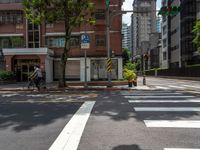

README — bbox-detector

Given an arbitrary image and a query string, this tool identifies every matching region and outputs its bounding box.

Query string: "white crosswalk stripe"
[122,89,200,149]
[155,86,171,90]
[125,95,195,99]
[134,107,200,112]
[129,99,200,103]
[164,148,200,150]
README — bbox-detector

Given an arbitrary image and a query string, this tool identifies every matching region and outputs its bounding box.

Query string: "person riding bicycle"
[29,65,43,90]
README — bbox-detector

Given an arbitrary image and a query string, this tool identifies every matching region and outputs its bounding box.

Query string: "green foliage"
[123,68,137,81]
[124,62,136,72]
[192,20,200,52]
[186,64,200,67]
[22,0,96,26]
[0,71,15,80]
[10,37,23,47]
[122,48,130,65]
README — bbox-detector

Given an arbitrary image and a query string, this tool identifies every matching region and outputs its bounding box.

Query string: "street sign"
[81,33,90,49]
[105,0,110,9]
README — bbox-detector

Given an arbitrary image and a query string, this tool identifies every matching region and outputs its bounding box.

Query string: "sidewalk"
[0,77,150,91]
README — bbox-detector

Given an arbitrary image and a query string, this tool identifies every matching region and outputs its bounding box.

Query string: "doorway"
[14,59,40,82]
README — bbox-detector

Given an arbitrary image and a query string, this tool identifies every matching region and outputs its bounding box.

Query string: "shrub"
[123,68,137,82]
[124,62,136,72]
[0,71,15,80]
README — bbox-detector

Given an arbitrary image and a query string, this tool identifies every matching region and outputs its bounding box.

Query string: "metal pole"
[84,49,87,88]
[106,3,112,87]
[84,21,87,88]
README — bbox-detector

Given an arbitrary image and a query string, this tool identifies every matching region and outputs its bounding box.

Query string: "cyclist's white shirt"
[36,68,42,78]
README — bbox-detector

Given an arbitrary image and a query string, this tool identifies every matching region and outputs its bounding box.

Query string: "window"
[95,9,105,20]
[27,22,40,48]
[0,0,22,3]
[46,37,65,48]
[163,25,166,34]
[0,11,23,24]
[0,37,23,48]
[163,39,167,48]
[171,28,178,35]
[163,52,167,60]
[95,35,106,46]
[46,36,80,48]
[70,36,80,48]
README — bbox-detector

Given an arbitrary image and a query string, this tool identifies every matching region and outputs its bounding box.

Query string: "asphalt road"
[0,78,200,150]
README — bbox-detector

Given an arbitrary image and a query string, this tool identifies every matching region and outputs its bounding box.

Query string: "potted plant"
[123,68,136,87]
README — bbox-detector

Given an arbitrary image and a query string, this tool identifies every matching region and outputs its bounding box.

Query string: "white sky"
[122,0,162,25]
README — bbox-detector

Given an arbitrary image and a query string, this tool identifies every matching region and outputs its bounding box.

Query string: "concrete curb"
[0,86,150,91]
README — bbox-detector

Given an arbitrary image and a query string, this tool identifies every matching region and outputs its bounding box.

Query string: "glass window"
[163,52,167,60]
[95,9,105,20]
[95,35,106,46]
[70,36,80,48]
[163,39,167,48]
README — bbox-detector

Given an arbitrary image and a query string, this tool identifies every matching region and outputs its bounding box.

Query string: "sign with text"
[81,33,90,49]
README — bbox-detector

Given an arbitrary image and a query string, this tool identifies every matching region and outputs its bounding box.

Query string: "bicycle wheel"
[39,79,46,90]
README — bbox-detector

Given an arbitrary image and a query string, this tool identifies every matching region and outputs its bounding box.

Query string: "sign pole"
[81,33,90,88]
[84,49,87,88]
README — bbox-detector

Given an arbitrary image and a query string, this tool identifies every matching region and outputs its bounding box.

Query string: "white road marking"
[122,93,183,96]
[182,85,200,89]
[144,120,200,128]
[134,107,200,112]
[164,148,200,150]
[2,94,19,97]
[26,94,49,97]
[124,95,195,99]
[168,85,185,89]
[155,86,171,90]
[129,99,200,103]
[49,101,95,150]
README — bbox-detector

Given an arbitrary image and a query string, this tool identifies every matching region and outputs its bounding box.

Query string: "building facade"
[122,23,131,51]
[0,0,124,82]
[156,16,161,33]
[131,0,157,58]
[160,0,199,69]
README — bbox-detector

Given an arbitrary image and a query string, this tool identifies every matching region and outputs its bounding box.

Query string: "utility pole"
[106,0,112,87]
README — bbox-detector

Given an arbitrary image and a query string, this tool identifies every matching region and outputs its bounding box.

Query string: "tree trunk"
[58,56,67,87]
[58,0,71,88]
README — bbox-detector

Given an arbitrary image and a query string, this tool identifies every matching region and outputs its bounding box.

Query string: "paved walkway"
[0,77,149,91]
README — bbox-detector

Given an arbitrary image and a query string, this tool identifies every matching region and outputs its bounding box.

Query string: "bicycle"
[37,78,46,90]
[23,79,35,90]
[23,78,46,91]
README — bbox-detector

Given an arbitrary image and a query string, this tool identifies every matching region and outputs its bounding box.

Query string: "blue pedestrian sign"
[81,33,90,49]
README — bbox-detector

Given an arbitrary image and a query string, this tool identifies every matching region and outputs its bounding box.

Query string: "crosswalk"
[122,90,200,150]
[153,84,200,90]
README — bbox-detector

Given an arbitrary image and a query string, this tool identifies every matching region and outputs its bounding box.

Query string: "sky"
[122,0,162,25]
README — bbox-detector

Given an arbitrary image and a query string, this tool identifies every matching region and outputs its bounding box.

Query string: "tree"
[23,0,96,87]
[122,48,130,65]
[192,20,200,53]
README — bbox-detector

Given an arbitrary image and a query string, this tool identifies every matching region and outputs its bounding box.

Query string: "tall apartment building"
[0,0,124,82]
[131,0,157,59]
[161,0,199,69]
[156,16,161,33]
[122,23,131,51]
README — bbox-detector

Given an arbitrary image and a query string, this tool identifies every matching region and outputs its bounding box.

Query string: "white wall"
[45,56,53,83]
[118,57,123,80]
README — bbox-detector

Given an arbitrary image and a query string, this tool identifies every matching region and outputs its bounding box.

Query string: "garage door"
[54,60,80,80]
